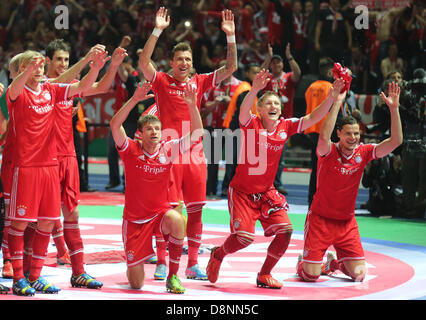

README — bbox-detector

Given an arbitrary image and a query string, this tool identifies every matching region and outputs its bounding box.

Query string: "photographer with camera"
[362,79,403,217]
[398,68,426,218]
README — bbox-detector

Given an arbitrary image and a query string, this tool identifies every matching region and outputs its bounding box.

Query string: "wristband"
[152,28,162,37]
[287,57,294,62]
[227,35,236,44]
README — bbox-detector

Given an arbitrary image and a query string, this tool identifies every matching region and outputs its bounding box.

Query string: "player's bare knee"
[301,263,321,281]
[127,268,145,289]
[351,265,366,282]
[63,205,79,221]
[129,278,144,289]
[37,219,55,232]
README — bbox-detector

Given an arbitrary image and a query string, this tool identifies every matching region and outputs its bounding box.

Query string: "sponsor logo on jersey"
[142,165,167,175]
[258,141,284,152]
[57,99,73,110]
[29,104,54,114]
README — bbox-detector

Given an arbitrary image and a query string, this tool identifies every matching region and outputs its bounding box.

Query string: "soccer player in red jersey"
[6,49,106,296]
[44,39,127,289]
[0,82,7,294]
[206,69,345,288]
[138,7,238,280]
[110,82,204,294]
[0,54,25,283]
[296,82,403,282]
[44,41,106,268]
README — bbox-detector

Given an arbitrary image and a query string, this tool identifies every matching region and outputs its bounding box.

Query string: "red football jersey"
[264,72,296,119]
[151,70,217,138]
[117,137,185,221]
[7,82,70,167]
[200,76,241,128]
[53,79,79,157]
[230,115,303,194]
[2,90,16,164]
[310,143,377,220]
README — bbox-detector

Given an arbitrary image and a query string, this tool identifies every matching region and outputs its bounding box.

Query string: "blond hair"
[18,50,44,70]
[257,91,280,108]
[9,53,23,74]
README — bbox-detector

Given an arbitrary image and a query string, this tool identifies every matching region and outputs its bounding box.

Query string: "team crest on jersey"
[127,250,135,262]
[17,205,27,216]
[278,131,287,140]
[44,92,52,100]
[233,218,242,230]
[354,155,362,163]
[158,155,167,164]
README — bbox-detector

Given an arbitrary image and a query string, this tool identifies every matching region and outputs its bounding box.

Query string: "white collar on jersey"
[336,142,360,160]
[24,84,42,95]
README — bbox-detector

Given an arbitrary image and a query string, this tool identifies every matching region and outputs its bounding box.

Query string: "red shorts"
[122,212,167,267]
[0,161,13,204]
[302,211,365,264]
[228,186,292,237]
[58,156,80,212]
[9,166,61,222]
[168,149,207,207]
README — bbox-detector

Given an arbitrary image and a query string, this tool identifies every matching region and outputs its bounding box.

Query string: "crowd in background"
[0,0,424,92]
[0,0,424,218]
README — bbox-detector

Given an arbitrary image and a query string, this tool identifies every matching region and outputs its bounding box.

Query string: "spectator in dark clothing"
[315,0,352,64]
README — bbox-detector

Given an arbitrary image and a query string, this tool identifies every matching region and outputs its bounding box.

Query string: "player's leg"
[63,205,102,289]
[206,187,256,283]
[122,219,156,289]
[27,166,63,293]
[296,212,330,282]
[339,259,366,282]
[8,220,35,296]
[258,209,294,289]
[52,219,70,265]
[1,164,14,279]
[1,218,13,279]
[161,209,185,293]
[296,259,322,282]
[153,233,167,280]
[8,167,39,296]
[28,218,62,293]
[62,157,102,288]
[127,263,145,289]
[182,159,208,280]
[322,216,367,282]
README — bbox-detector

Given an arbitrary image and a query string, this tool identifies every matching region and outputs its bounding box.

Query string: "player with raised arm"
[45,39,127,289]
[138,7,237,280]
[296,81,403,282]
[6,49,106,296]
[110,82,204,293]
[206,69,345,288]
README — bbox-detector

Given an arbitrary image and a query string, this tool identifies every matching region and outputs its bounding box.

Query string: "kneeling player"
[110,82,204,293]
[296,82,402,282]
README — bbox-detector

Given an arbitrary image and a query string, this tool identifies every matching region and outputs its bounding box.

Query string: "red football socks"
[63,221,85,276]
